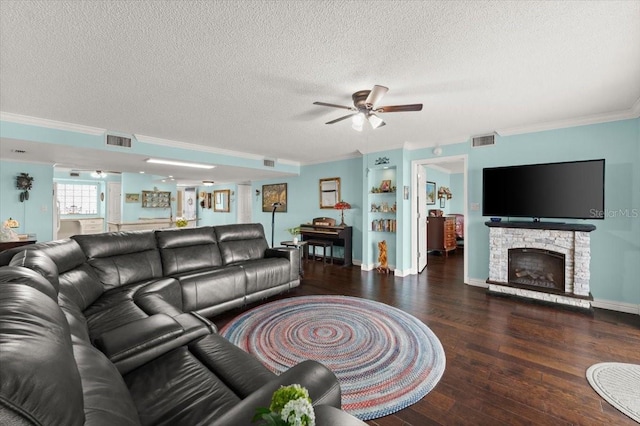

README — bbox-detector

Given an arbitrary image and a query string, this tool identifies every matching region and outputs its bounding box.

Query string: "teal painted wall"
[1,117,638,306]
[252,157,363,259]
[425,166,451,214]
[409,118,640,305]
[197,183,238,226]
[0,160,54,241]
[448,173,464,214]
[121,173,177,222]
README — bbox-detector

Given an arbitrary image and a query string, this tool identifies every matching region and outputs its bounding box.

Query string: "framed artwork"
[125,193,139,203]
[319,177,340,209]
[440,197,446,208]
[262,183,287,212]
[380,180,392,192]
[426,181,436,205]
[213,189,230,212]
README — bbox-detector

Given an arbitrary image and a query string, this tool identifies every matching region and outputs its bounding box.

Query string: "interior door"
[417,166,427,272]
[236,184,252,223]
[107,182,121,226]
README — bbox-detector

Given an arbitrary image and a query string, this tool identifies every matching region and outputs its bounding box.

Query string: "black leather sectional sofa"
[0,224,366,425]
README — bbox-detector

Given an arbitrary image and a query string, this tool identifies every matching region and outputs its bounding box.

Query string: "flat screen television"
[482,159,605,220]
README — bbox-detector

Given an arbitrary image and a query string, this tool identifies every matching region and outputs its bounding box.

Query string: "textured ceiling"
[1,0,639,183]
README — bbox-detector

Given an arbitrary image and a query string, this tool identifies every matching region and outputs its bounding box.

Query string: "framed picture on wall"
[262,183,287,212]
[426,181,436,205]
[125,193,139,203]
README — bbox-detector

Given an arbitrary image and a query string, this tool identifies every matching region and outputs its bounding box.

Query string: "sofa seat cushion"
[174,266,246,312]
[124,345,241,426]
[238,257,292,294]
[85,299,149,341]
[188,333,276,398]
[156,227,223,276]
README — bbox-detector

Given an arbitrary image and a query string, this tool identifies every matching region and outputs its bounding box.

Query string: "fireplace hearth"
[508,248,565,291]
[485,221,595,310]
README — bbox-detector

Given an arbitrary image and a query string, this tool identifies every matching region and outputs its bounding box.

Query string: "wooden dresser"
[427,216,457,256]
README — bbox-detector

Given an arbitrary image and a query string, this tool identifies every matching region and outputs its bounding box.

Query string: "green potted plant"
[286,226,301,244]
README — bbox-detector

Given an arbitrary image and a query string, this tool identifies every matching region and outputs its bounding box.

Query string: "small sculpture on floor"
[377,240,390,274]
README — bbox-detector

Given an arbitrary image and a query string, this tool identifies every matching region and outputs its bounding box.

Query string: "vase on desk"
[293,237,299,245]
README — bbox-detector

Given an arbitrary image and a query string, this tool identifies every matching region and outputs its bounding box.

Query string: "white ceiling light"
[368,113,384,129]
[202,180,214,186]
[352,113,365,132]
[145,158,215,169]
[90,170,107,178]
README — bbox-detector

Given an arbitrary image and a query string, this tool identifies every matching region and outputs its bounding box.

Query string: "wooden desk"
[0,239,37,251]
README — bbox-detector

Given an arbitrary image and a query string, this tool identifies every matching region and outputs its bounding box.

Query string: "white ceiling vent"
[263,159,275,167]
[472,133,497,148]
[106,134,132,148]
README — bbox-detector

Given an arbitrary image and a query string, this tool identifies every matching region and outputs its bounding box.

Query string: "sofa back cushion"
[215,224,269,265]
[73,231,163,290]
[156,227,223,276]
[0,267,85,425]
[13,239,106,311]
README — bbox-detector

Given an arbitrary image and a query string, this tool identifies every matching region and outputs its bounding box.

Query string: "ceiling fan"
[313,85,423,131]
[69,169,121,178]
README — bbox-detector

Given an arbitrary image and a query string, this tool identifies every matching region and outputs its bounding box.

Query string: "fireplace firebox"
[508,248,565,292]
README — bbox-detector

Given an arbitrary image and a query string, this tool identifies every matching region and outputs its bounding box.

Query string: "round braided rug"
[220,295,446,420]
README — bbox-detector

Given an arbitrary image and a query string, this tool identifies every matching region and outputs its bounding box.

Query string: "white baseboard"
[467,278,489,288]
[592,298,640,315]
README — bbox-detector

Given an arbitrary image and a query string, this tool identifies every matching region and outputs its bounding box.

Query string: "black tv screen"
[482,159,605,220]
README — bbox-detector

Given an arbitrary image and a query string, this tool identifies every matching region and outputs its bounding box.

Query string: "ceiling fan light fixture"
[368,113,384,129]
[352,113,365,131]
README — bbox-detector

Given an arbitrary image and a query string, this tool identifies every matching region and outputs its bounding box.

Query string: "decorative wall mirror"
[319,177,340,209]
[213,189,230,212]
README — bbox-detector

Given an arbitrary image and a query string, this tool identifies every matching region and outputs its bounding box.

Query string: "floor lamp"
[271,202,282,247]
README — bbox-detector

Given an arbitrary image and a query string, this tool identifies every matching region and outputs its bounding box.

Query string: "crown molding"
[0,112,106,135]
[497,103,640,137]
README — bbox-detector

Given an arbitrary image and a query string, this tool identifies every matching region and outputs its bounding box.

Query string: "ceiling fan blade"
[376,103,423,113]
[365,85,389,107]
[313,101,355,111]
[326,113,358,124]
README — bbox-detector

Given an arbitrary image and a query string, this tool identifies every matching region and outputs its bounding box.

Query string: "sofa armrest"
[265,247,299,282]
[93,312,213,375]
[211,360,341,426]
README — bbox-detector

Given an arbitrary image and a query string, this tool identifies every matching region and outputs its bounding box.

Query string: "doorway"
[411,155,468,283]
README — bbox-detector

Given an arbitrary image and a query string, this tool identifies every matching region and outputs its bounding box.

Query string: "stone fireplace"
[486,221,595,310]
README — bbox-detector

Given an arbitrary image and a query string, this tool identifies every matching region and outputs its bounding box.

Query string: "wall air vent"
[472,133,497,148]
[106,134,132,148]
[70,172,80,177]
[263,159,275,168]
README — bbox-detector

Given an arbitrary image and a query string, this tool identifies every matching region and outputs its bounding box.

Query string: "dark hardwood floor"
[212,250,640,425]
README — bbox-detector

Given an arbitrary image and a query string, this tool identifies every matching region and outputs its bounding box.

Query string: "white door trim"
[410,154,469,284]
